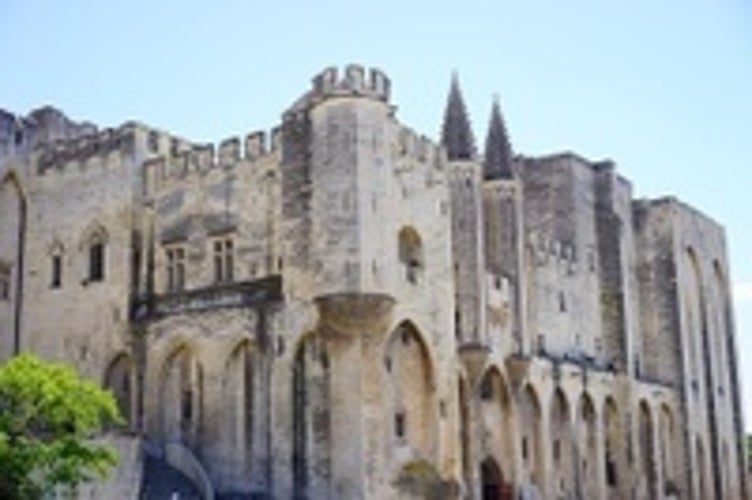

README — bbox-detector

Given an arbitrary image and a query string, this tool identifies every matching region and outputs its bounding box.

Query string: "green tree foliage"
[0,353,122,499]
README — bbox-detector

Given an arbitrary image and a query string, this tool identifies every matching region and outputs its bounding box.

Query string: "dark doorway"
[481,457,503,500]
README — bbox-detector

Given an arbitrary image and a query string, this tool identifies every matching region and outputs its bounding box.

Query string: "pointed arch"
[159,344,203,451]
[684,247,704,384]
[603,396,625,497]
[659,403,677,494]
[222,340,255,482]
[518,383,543,491]
[478,367,515,493]
[0,171,27,357]
[550,387,574,498]
[638,400,657,499]
[480,456,503,500]
[384,320,437,460]
[104,351,134,429]
[577,392,598,499]
[291,332,331,498]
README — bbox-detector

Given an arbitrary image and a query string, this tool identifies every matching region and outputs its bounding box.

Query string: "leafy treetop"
[0,353,122,499]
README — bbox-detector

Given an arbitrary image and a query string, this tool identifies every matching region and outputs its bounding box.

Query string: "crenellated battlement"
[527,231,581,274]
[311,64,391,102]
[34,126,137,174]
[395,126,445,169]
[143,125,283,195]
[285,65,392,115]
[0,106,98,161]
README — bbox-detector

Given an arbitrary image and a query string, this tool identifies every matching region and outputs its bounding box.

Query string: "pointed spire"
[441,72,476,161]
[483,96,514,179]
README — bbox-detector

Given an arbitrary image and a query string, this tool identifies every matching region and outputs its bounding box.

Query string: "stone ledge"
[132,275,283,321]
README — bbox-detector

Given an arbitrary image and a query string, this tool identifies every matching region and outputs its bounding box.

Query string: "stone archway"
[603,396,625,499]
[159,345,203,451]
[659,403,677,496]
[578,392,598,499]
[223,340,255,483]
[478,368,515,496]
[384,321,437,459]
[104,352,134,429]
[0,172,26,359]
[480,456,504,500]
[291,333,331,499]
[549,387,573,498]
[639,400,657,500]
[518,384,543,493]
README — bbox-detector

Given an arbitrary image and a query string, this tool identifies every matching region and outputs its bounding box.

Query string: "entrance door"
[481,457,502,500]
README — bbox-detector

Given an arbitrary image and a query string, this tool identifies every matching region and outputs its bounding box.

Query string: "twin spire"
[440,73,514,179]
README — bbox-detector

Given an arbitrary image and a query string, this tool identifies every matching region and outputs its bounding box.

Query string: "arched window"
[82,224,108,284]
[49,241,64,289]
[398,227,423,284]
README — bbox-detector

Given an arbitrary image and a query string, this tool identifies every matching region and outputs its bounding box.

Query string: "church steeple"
[441,72,476,161]
[483,96,514,179]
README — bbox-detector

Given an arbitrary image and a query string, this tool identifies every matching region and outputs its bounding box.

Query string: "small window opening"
[522,437,529,460]
[0,265,10,300]
[89,242,105,282]
[51,255,62,288]
[148,131,159,153]
[398,227,423,284]
[166,246,186,292]
[213,238,234,283]
[401,329,411,345]
[606,456,617,486]
[480,377,493,400]
[559,291,566,312]
[181,389,193,423]
[455,310,462,340]
[395,412,406,438]
[553,439,561,461]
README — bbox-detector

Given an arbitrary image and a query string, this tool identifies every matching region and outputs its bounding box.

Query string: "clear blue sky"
[2,1,751,428]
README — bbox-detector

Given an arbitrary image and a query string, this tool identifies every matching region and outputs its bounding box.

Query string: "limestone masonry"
[0,65,746,499]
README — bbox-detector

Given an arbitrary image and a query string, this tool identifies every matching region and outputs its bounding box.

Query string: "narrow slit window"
[0,265,10,301]
[395,412,406,438]
[51,254,62,288]
[89,242,105,282]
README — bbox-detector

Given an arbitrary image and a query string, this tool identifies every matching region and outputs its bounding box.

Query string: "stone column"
[315,293,394,500]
